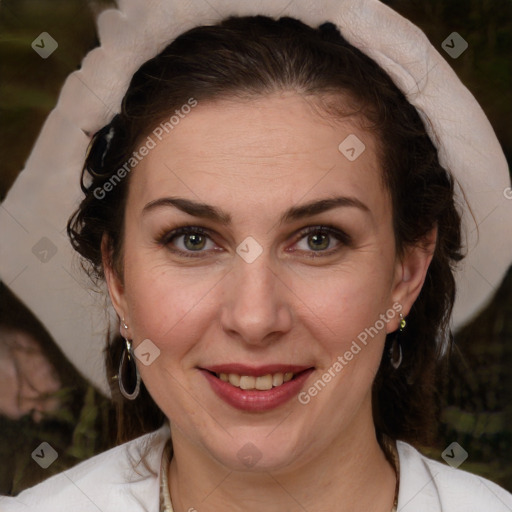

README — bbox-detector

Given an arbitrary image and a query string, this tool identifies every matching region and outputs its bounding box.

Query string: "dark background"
[0,0,511,495]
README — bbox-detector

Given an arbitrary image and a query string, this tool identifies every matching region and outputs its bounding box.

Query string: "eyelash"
[157,224,351,259]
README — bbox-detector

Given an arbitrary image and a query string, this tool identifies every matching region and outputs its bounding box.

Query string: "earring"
[389,313,406,369]
[118,322,141,400]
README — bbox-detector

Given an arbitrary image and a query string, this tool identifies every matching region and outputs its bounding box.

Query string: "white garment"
[1,424,511,511]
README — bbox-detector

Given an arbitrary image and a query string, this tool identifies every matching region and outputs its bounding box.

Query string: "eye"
[291,225,350,257]
[158,226,218,257]
[157,224,350,259]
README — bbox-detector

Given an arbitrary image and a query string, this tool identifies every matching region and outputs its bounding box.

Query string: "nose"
[219,251,293,347]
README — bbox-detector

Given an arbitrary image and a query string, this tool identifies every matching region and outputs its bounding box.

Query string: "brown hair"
[67,15,463,456]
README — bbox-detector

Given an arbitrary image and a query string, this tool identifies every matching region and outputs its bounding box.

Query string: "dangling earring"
[118,319,141,400]
[389,313,406,369]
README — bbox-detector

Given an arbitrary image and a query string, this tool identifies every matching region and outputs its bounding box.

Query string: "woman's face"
[106,91,432,471]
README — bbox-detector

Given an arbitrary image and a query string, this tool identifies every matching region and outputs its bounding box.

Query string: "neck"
[168,401,397,512]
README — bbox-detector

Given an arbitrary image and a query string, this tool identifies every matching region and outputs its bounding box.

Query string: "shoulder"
[0,424,170,512]
[396,440,512,511]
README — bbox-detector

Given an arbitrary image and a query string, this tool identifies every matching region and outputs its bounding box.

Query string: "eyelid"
[157,225,210,245]
[157,224,351,258]
[293,225,352,247]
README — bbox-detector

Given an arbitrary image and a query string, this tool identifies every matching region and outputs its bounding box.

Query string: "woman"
[1,0,511,511]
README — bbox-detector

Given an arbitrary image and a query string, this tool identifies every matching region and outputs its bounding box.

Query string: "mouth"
[210,370,303,390]
[198,364,314,411]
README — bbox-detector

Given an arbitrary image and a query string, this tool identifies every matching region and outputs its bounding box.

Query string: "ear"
[388,225,437,332]
[101,233,128,329]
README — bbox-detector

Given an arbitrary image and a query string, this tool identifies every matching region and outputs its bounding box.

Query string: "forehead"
[128,92,389,221]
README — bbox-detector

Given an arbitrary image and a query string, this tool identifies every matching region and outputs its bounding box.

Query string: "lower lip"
[200,369,314,412]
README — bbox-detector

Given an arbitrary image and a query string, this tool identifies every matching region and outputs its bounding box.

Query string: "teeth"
[216,371,296,390]
[255,374,273,390]
[272,373,284,386]
[228,374,241,386]
[239,376,255,390]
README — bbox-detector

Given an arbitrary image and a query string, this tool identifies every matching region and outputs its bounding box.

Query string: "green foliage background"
[0,0,510,496]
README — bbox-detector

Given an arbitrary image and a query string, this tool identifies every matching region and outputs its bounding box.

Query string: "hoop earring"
[389,313,406,369]
[118,336,141,400]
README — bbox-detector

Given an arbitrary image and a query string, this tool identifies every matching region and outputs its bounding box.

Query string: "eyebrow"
[142,195,371,226]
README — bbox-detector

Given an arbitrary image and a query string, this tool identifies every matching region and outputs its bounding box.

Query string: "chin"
[203,427,307,473]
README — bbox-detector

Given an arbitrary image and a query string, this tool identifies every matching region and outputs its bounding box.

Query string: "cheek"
[126,270,194,343]
[122,244,222,355]
[294,260,393,336]
[289,260,395,397]
[121,256,213,416]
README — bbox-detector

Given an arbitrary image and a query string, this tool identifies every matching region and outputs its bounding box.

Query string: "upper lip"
[200,364,313,377]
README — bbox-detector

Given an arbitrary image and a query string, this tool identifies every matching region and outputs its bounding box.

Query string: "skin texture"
[104,91,436,512]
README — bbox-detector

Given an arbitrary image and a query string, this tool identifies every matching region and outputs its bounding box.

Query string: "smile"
[216,372,295,390]
[199,365,314,412]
